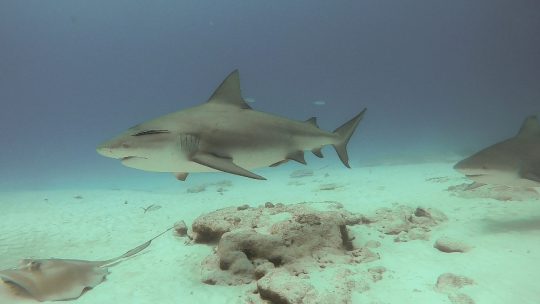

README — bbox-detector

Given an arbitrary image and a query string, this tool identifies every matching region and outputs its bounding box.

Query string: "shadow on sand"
[481,215,540,233]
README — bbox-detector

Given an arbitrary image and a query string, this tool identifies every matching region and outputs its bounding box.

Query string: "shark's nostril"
[96,146,115,158]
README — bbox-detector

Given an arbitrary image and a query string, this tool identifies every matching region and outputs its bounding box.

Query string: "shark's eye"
[132,130,170,136]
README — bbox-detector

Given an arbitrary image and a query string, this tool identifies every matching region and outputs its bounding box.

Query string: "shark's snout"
[454,157,491,176]
[97,140,132,159]
[453,159,469,174]
[96,144,116,158]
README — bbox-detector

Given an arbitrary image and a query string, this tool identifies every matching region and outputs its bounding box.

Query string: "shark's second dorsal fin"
[207,70,252,109]
[517,115,540,138]
[305,117,319,128]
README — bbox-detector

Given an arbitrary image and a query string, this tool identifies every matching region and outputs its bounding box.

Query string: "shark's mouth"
[121,156,147,161]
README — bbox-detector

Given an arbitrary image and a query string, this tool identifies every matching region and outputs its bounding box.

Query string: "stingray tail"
[100,226,174,267]
[332,108,367,168]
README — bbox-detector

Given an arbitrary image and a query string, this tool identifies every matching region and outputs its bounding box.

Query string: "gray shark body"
[454,115,540,187]
[97,70,366,180]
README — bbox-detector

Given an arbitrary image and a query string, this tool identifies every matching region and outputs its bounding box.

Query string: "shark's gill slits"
[132,130,170,136]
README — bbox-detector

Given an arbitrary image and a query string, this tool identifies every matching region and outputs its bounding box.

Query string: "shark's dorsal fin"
[207,70,252,109]
[517,115,540,138]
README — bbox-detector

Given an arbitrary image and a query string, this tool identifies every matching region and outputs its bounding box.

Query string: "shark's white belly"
[122,135,321,173]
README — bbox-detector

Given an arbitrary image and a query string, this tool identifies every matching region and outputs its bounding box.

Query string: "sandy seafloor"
[1,159,539,304]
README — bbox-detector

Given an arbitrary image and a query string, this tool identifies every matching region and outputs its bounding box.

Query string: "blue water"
[0,0,539,191]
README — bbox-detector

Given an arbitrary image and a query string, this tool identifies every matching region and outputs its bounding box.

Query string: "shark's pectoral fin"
[191,152,266,180]
[286,151,307,165]
[175,172,189,181]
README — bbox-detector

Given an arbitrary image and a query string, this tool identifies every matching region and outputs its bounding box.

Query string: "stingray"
[0,227,172,302]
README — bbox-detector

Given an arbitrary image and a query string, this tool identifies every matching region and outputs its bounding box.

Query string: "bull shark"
[97,70,367,181]
[454,115,540,188]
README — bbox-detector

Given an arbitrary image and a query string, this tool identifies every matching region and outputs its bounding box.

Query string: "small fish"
[141,204,162,213]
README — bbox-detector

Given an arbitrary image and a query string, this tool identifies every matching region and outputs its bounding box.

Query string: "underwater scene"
[1,1,539,303]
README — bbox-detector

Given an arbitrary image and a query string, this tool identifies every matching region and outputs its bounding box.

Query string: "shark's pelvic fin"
[191,152,266,180]
[332,108,367,168]
[517,115,540,138]
[286,151,307,165]
[305,117,319,128]
[207,69,252,109]
[175,172,189,181]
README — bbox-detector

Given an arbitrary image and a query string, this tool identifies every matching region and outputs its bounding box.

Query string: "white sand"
[1,161,539,303]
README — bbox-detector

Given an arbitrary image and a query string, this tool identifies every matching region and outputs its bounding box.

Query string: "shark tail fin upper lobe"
[332,108,367,168]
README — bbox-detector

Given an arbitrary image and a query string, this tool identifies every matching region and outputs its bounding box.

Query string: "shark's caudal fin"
[332,108,367,168]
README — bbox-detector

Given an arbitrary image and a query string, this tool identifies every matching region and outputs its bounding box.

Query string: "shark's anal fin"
[191,152,266,180]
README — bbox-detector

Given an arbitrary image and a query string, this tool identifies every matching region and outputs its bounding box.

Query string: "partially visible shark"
[97,70,366,181]
[454,115,540,188]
